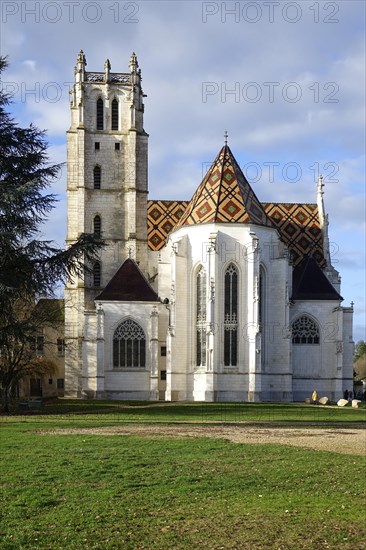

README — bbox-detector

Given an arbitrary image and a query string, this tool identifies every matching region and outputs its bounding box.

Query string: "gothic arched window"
[113,319,146,368]
[292,316,320,344]
[196,266,206,367]
[93,215,101,238]
[96,98,104,130]
[259,266,265,331]
[259,266,266,366]
[111,99,119,131]
[93,166,101,189]
[93,261,101,287]
[224,264,238,366]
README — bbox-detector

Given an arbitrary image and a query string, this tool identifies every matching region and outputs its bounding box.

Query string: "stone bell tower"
[64,50,149,396]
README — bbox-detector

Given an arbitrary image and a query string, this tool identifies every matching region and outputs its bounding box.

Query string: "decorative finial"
[351,301,354,308]
[128,247,132,259]
[104,59,111,70]
[77,50,86,65]
[224,130,228,145]
[129,52,138,73]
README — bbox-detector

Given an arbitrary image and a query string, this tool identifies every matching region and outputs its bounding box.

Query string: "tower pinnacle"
[316,174,331,266]
[75,49,87,84]
[77,49,86,66]
[129,52,138,73]
[104,58,111,82]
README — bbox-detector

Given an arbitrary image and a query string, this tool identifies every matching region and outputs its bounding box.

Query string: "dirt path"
[38,424,366,456]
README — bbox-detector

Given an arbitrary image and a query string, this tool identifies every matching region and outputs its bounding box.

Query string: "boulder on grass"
[337,399,349,407]
[352,399,362,408]
[305,397,312,404]
[318,396,329,405]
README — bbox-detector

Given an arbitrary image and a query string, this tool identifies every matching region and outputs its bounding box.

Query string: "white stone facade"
[65,52,354,402]
[82,302,161,400]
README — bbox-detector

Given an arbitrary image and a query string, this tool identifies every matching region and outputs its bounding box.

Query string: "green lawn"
[1,401,365,549]
[4,398,366,424]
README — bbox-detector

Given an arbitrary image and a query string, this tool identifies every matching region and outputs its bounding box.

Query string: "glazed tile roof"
[147,146,325,267]
[147,199,324,266]
[147,200,188,251]
[263,203,325,267]
[95,258,159,302]
[174,145,273,229]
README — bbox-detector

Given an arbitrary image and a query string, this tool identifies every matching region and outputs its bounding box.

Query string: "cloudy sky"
[1,0,365,341]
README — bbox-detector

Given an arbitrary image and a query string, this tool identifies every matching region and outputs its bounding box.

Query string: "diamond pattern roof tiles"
[174,145,273,229]
[146,147,325,267]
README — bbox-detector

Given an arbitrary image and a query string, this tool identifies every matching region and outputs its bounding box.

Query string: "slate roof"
[291,255,342,301]
[95,258,159,302]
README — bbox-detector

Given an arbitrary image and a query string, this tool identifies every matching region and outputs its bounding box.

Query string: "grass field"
[1,401,365,549]
[3,398,366,423]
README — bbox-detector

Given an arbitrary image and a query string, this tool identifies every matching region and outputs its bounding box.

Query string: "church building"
[64,51,354,402]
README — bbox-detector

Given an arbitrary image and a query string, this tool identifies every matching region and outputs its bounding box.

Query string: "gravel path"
[38,424,366,456]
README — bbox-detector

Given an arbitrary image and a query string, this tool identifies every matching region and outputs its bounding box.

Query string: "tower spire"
[317,174,325,226]
[317,174,331,266]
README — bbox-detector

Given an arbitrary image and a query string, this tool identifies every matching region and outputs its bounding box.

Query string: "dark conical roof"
[291,255,342,301]
[95,258,159,302]
[175,145,273,228]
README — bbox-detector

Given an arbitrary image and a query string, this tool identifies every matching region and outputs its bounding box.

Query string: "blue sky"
[1,0,365,341]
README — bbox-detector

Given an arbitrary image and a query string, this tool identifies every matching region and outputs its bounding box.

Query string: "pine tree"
[0,57,104,410]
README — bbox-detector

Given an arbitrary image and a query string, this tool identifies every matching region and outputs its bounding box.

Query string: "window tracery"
[259,266,265,331]
[292,316,320,344]
[196,266,206,367]
[224,264,238,366]
[113,320,146,368]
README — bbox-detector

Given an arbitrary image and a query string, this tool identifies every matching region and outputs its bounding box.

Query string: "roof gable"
[291,255,342,301]
[95,258,159,302]
[175,145,273,229]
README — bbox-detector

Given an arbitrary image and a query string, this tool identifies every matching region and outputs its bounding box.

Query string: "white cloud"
[22,59,37,71]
